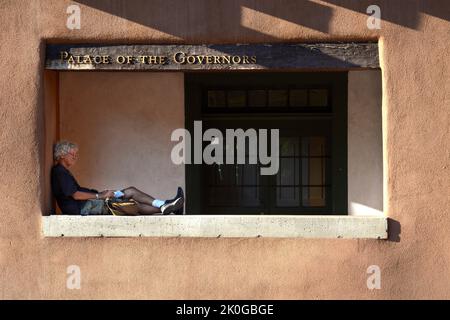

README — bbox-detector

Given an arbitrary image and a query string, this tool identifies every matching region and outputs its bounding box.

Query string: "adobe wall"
[0,0,449,299]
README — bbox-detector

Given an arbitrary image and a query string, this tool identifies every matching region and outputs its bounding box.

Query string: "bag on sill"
[105,197,139,216]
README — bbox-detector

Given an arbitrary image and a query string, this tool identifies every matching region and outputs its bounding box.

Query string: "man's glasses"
[67,151,78,159]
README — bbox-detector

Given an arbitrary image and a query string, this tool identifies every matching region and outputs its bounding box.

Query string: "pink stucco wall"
[0,0,449,299]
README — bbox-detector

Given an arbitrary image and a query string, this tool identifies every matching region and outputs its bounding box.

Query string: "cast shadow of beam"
[420,0,450,22]
[322,0,450,30]
[239,0,333,34]
[74,0,333,41]
[387,218,401,242]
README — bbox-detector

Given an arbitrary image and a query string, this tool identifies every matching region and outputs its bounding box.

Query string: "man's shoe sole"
[161,197,184,215]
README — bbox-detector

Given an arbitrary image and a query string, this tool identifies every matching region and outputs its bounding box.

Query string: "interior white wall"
[59,72,185,202]
[348,70,383,216]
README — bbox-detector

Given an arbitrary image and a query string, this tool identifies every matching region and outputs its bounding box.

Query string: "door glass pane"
[276,137,300,207]
[309,89,328,107]
[248,90,267,107]
[241,187,261,207]
[238,151,261,206]
[277,187,300,207]
[227,90,246,107]
[268,90,288,107]
[289,89,308,107]
[208,90,226,107]
[207,162,236,186]
[301,158,325,186]
[238,140,261,207]
[302,187,326,207]
[301,137,326,156]
[206,140,262,208]
[301,136,327,207]
[280,137,299,156]
[278,158,299,186]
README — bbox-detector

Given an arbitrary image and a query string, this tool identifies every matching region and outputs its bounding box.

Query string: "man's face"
[62,148,78,168]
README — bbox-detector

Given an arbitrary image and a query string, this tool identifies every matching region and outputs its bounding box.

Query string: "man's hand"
[99,190,115,199]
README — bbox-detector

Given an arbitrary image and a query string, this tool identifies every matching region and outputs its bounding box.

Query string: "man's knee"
[123,186,137,196]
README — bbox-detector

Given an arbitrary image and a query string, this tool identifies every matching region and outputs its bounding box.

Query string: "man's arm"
[72,191,97,200]
[72,190,114,200]
[78,187,99,193]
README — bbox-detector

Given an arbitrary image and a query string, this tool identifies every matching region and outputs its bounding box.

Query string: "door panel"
[185,72,347,215]
[201,120,331,214]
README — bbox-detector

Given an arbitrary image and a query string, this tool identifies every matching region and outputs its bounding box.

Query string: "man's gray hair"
[53,140,78,161]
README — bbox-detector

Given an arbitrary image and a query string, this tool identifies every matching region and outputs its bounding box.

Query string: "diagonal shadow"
[322,0,420,30]
[74,0,449,40]
[420,0,450,22]
[74,0,333,41]
[239,0,333,34]
[58,2,382,71]
[323,0,450,30]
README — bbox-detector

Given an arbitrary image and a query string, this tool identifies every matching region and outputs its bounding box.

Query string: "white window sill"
[41,215,388,239]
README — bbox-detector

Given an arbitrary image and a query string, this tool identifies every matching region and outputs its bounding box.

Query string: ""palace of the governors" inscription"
[60,51,257,66]
[45,43,380,71]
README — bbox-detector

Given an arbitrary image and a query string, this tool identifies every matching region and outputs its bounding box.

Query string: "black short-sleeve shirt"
[51,164,97,214]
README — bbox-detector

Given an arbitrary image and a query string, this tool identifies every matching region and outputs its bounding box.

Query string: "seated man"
[51,140,184,215]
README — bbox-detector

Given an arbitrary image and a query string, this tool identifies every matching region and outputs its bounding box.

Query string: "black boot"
[164,187,184,215]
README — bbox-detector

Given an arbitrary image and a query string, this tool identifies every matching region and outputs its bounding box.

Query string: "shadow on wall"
[73,0,332,38]
[74,0,450,38]
[387,218,401,242]
[322,0,450,30]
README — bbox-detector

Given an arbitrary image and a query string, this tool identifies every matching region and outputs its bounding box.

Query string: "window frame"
[203,85,332,113]
[185,72,348,215]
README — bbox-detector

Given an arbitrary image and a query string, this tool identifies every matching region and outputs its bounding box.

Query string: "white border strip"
[42,215,388,239]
